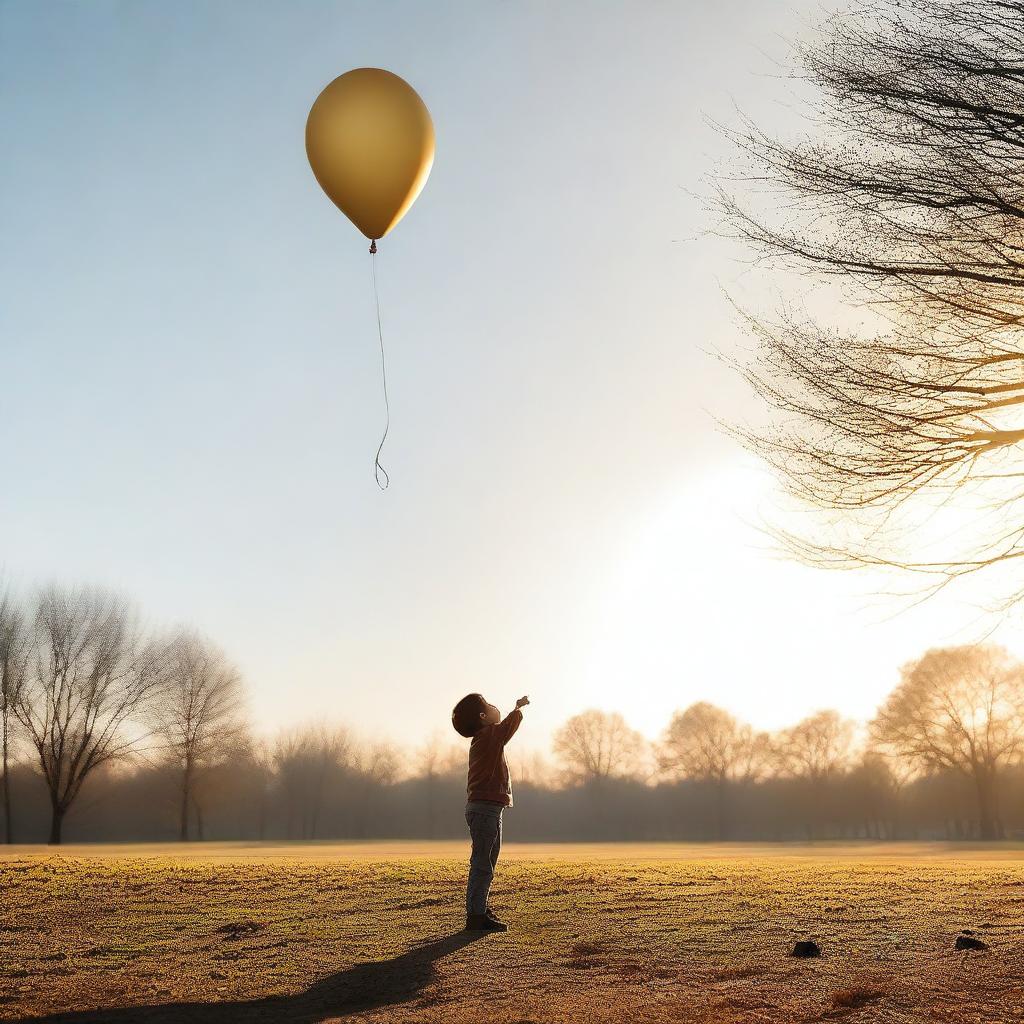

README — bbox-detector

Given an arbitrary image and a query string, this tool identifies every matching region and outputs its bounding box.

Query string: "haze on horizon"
[3,0,1018,752]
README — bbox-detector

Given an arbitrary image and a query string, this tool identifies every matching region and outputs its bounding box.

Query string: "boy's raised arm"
[498,695,529,743]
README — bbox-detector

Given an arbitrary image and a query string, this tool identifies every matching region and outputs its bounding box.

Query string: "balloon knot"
[369,239,378,254]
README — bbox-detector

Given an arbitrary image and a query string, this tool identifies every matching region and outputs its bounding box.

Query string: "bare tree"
[17,585,163,844]
[516,749,558,789]
[0,585,29,843]
[414,733,462,779]
[414,733,463,839]
[658,702,769,839]
[774,710,856,782]
[348,740,402,838]
[274,725,353,839]
[845,751,903,839]
[659,702,768,781]
[771,709,857,839]
[872,645,1024,838]
[153,631,246,841]
[718,0,1024,602]
[250,737,276,840]
[552,709,648,784]
[359,740,402,787]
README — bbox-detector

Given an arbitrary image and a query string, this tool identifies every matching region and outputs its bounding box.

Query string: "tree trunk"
[310,786,321,841]
[2,713,12,844]
[48,803,64,845]
[426,777,435,839]
[715,778,730,842]
[1,764,11,844]
[179,761,192,841]
[974,769,1002,840]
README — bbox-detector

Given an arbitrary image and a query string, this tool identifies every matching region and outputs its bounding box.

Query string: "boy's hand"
[516,695,530,709]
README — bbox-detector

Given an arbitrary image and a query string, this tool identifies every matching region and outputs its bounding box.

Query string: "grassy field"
[1,842,1023,1023]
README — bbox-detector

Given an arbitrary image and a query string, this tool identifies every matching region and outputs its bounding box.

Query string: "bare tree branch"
[717,0,1024,601]
[15,585,163,844]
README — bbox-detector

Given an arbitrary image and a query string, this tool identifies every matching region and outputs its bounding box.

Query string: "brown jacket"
[467,708,522,807]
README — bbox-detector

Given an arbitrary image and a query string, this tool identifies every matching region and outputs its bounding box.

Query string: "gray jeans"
[465,800,503,916]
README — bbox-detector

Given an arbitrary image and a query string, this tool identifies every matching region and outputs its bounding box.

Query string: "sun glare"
[582,462,1017,740]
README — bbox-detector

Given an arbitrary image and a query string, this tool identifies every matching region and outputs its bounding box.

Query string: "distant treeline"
[3,744,1024,844]
[2,583,1024,843]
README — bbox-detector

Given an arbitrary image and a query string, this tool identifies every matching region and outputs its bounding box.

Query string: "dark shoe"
[485,907,508,927]
[465,913,508,932]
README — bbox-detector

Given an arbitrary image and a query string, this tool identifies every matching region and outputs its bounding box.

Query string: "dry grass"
[1,842,1023,1022]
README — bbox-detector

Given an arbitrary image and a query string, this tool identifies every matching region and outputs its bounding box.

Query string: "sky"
[2,0,1020,754]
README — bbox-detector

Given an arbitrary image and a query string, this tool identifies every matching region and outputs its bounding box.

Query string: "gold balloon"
[306,68,435,242]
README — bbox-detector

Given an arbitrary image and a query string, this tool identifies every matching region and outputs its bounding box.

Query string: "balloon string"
[370,244,390,490]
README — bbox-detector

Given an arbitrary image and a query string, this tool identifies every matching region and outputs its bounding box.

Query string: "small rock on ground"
[792,940,821,958]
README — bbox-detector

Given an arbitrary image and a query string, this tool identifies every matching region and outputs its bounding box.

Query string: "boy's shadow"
[11,931,485,1024]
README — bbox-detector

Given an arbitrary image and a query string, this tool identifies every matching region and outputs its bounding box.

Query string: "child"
[451,692,530,931]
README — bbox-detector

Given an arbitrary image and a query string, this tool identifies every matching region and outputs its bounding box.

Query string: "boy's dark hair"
[452,693,488,737]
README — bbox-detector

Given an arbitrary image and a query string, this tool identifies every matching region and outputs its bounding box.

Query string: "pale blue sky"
[3,1,1011,752]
